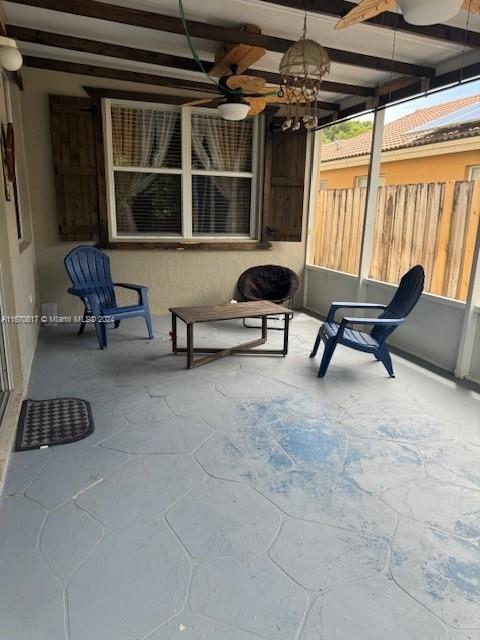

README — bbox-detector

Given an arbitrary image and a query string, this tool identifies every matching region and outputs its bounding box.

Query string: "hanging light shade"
[279,38,330,81]
[0,37,23,72]
[396,0,463,25]
[217,102,250,121]
[278,14,330,131]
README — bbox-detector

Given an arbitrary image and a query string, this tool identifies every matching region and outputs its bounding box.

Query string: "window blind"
[111,105,181,168]
[192,175,251,235]
[114,172,182,235]
[191,113,253,172]
[107,102,257,240]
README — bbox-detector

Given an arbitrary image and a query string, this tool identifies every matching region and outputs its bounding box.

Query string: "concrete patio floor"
[1,312,479,640]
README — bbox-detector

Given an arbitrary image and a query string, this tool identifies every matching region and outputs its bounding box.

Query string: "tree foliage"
[321,119,373,144]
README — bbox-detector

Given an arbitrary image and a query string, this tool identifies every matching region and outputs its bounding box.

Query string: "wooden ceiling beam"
[259,0,480,49]
[21,55,342,111]
[7,0,434,77]
[22,56,219,93]
[8,25,374,97]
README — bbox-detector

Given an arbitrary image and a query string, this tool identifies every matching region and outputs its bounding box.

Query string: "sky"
[385,79,480,122]
[356,78,480,124]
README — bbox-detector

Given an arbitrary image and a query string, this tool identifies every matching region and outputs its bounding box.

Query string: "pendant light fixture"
[0,37,23,71]
[278,12,330,131]
[396,0,464,25]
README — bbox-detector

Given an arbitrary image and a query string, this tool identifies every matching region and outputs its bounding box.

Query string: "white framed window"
[468,165,480,181]
[103,99,260,241]
[355,174,385,188]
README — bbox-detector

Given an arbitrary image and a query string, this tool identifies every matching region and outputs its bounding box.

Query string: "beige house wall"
[0,72,39,489]
[319,144,480,189]
[20,68,307,319]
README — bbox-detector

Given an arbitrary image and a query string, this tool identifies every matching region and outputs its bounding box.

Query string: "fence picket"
[311,180,478,301]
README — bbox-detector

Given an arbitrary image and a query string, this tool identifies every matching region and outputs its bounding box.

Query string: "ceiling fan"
[180,26,300,120]
[181,71,292,120]
[336,0,480,29]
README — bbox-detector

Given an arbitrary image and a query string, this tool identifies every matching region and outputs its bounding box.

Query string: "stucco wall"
[319,148,480,189]
[20,68,307,318]
[0,73,39,489]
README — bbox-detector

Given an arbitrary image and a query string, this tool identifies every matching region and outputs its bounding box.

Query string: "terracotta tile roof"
[321,94,480,162]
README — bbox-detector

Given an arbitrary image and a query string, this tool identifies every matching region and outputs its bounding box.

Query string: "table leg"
[171,313,177,353]
[187,323,194,369]
[283,313,290,355]
[261,315,267,341]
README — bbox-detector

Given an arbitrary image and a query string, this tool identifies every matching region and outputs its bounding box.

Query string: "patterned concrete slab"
[340,411,457,442]
[420,441,480,491]
[149,613,265,639]
[392,519,480,628]
[195,427,293,481]
[4,448,51,495]
[167,479,280,557]
[40,502,103,583]
[68,521,189,640]
[344,438,424,493]
[190,556,307,639]
[86,405,129,447]
[26,445,128,509]
[215,371,294,400]
[241,393,342,425]
[200,397,277,431]
[102,416,212,454]
[164,387,235,419]
[301,578,448,640]
[2,314,479,640]
[270,518,388,591]
[57,379,150,411]
[254,470,397,540]
[0,497,65,640]
[383,478,480,538]
[76,454,204,528]
[121,396,174,424]
[268,417,347,474]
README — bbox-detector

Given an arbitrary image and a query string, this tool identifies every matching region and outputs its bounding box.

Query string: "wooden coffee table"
[169,301,291,369]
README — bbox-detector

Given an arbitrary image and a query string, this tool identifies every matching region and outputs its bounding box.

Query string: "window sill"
[100,240,273,251]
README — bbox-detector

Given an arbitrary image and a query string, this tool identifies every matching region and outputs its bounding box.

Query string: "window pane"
[192,175,251,235]
[114,172,182,235]
[309,114,375,274]
[191,113,253,172]
[470,166,480,181]
[111,106,181,168]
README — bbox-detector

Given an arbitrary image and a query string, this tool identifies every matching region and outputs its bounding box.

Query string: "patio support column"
[356,107,385,301]
[455,214,480,379]
[304,129,322,307]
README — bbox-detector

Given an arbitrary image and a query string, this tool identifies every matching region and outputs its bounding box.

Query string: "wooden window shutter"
[49,95,106,241]
[262,116,308,242]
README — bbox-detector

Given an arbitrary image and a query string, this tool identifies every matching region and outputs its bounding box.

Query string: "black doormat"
[15,398,94,451]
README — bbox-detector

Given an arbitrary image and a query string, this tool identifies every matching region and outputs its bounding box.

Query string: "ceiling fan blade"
[209,25,266,78]
[243,96,267,115]
[335,0,397,29]
[179,97,217,107]
[226,74,266,93]
[462,0,480,12]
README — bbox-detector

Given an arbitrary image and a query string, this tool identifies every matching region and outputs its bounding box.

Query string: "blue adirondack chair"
[64,246,153,349]
[310,265,425,378]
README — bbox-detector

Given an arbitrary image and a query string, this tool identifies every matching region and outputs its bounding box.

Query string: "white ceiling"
[3,0,480,111]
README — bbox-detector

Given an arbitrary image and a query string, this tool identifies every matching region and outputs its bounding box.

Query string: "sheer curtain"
[112,108,177,232]
[191,116,251,233]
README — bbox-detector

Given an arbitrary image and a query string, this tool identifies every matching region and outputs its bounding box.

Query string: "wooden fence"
[311,180,480,301]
